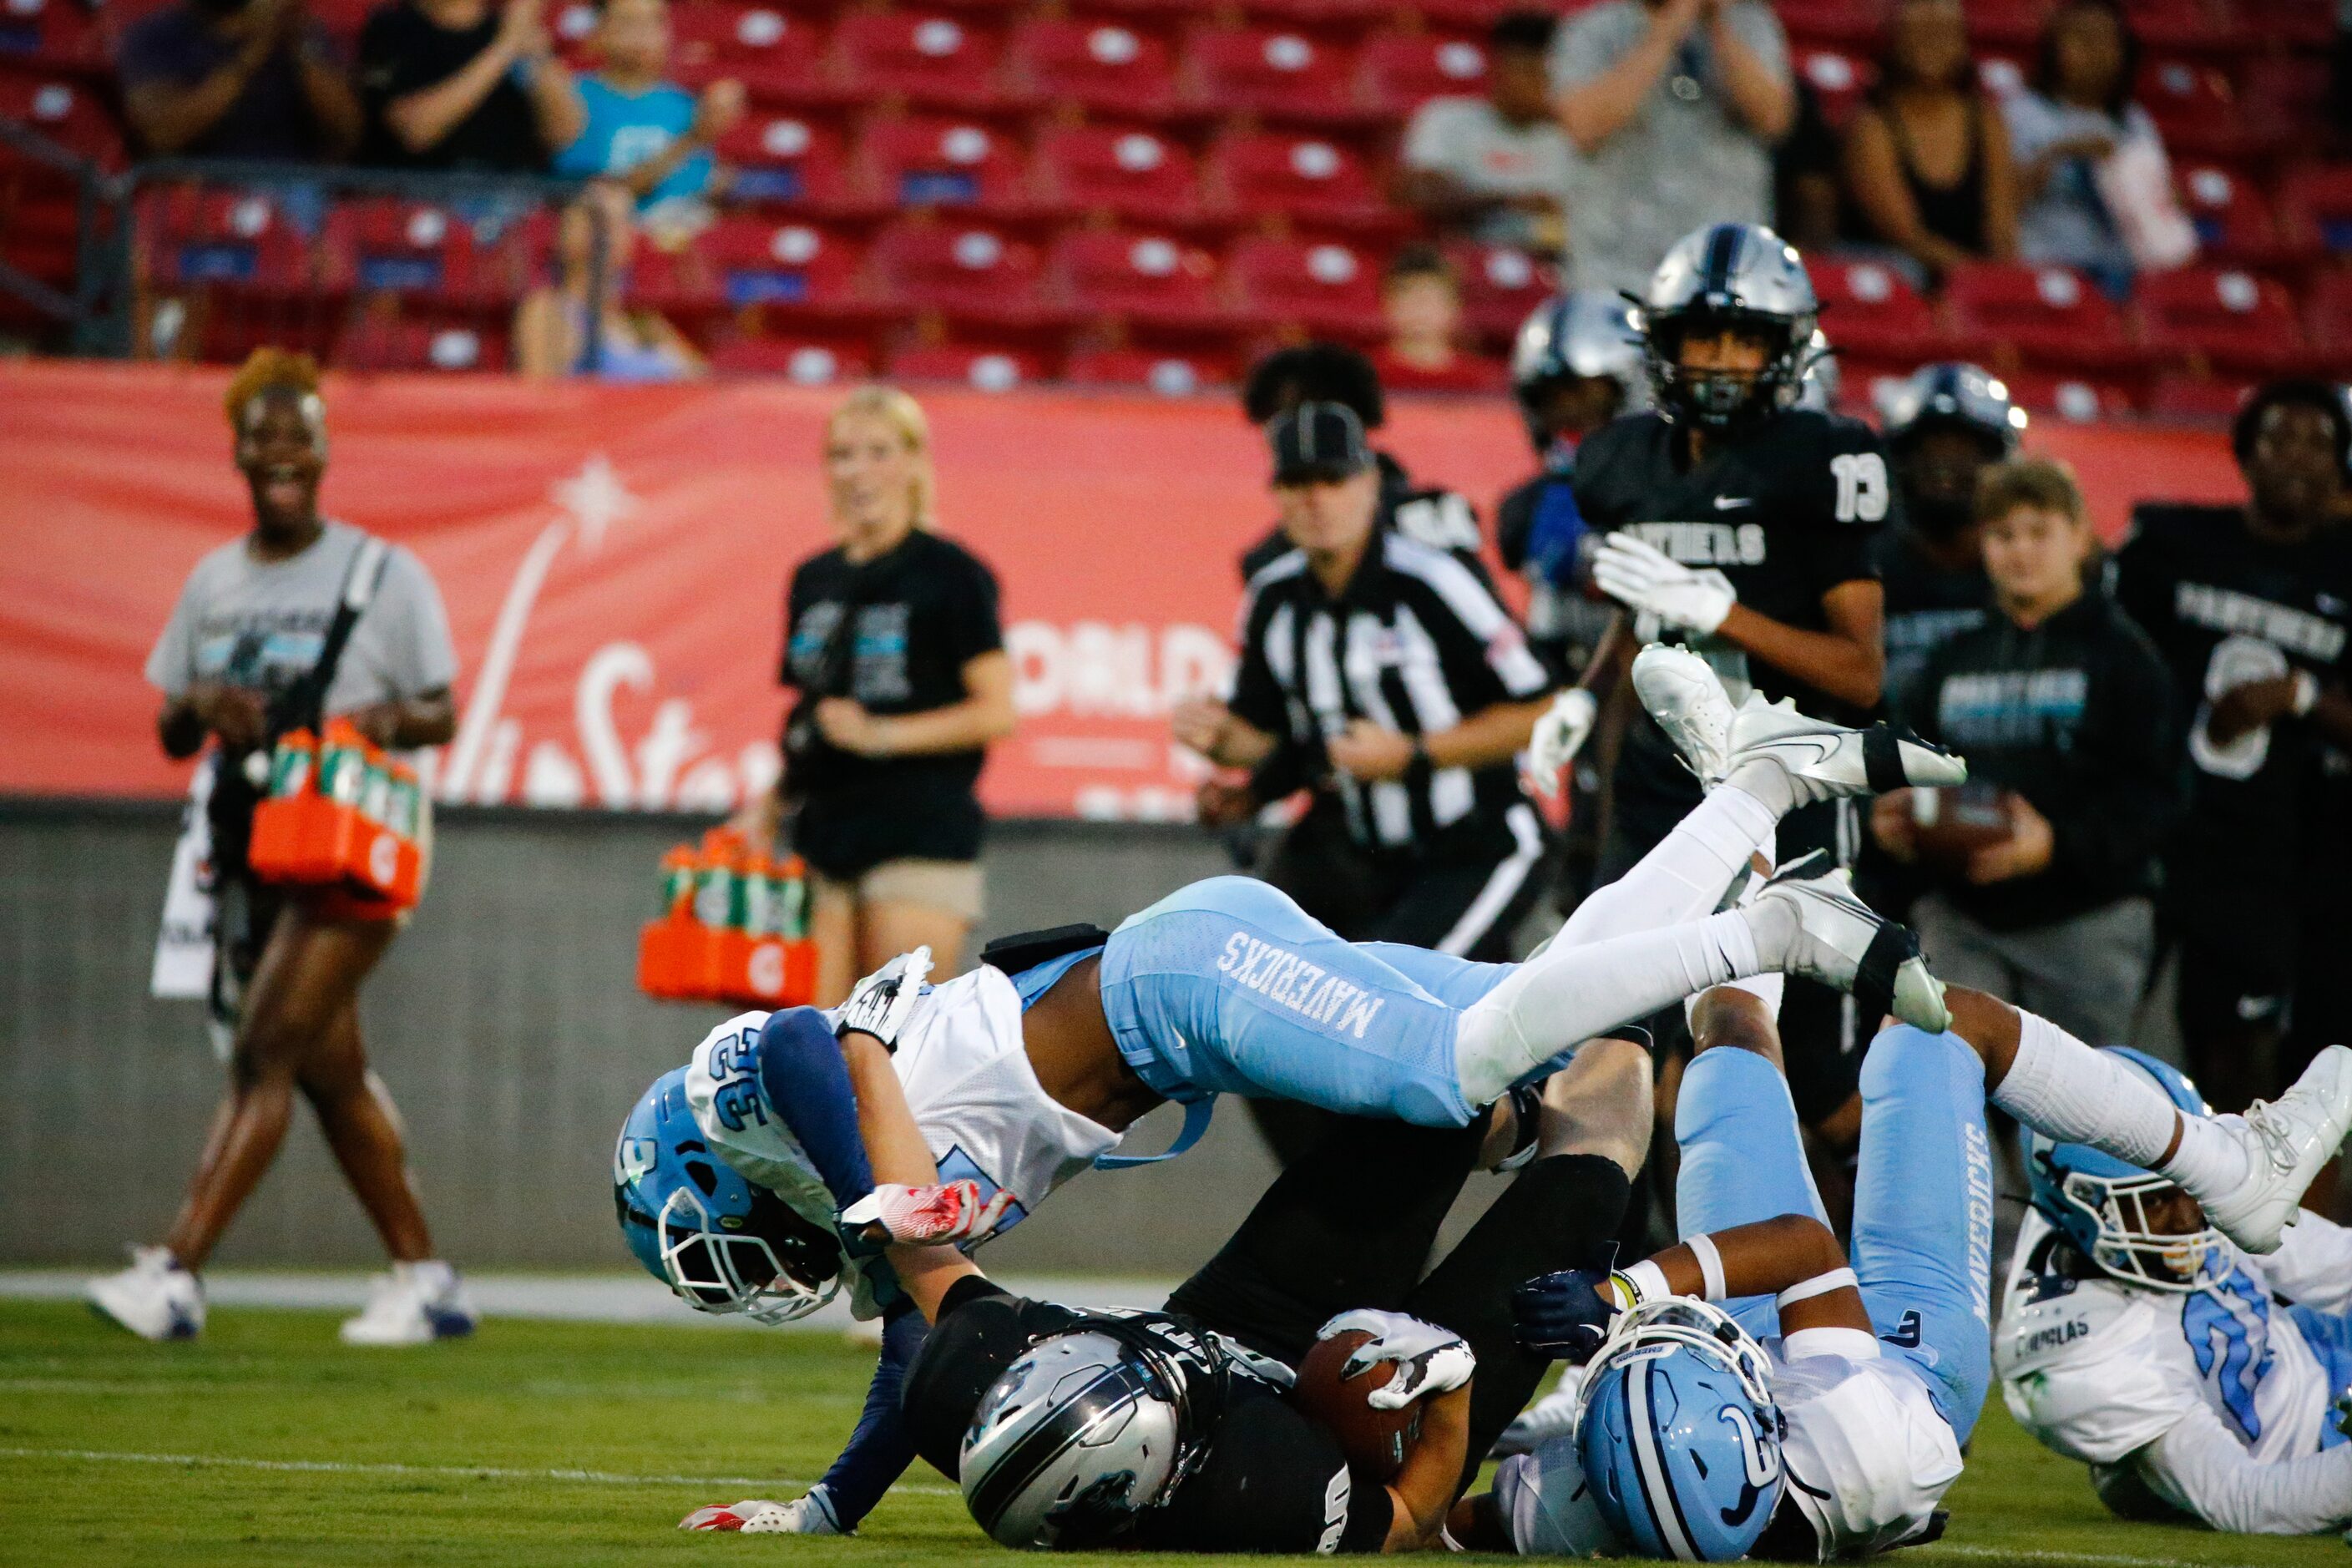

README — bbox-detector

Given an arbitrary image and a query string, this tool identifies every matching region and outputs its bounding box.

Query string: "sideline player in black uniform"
[1528,221,1899,1168]
[2114,380,2352,1116]
[1871,362,2028,717]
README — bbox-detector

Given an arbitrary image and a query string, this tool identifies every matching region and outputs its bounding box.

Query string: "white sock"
[1457,912,1759,1106]
[2157,1115,2253,1206]
[1993,1011,2184,1171]
[1557,784,1779,948]
[1738,894,1799,971]
[1725,756,1798,817]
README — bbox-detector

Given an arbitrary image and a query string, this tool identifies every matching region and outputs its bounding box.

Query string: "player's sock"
[1457,913,1758,1105]
[1723,756,1800,818]
[1556,784,1778,947]
[2157,1114,2253,1204]
[1993,1010,2197,1174]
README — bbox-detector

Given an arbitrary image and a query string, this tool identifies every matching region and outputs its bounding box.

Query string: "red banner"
[0,359,2243,815]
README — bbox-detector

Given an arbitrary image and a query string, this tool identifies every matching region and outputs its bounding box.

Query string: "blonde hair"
[1975,455,2086,527]
[826,385,938,531]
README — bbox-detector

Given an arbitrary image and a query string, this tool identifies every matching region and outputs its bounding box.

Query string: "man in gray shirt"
[1549,0,1793,295]
[1399,11,1576,254]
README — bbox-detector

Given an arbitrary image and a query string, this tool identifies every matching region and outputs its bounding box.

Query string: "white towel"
[151,761,218,1003]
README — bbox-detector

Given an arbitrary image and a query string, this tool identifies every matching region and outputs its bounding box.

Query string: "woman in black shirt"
[736,387,1015,1003]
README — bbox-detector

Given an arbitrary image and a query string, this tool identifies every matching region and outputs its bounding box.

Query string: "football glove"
[1526,687,1598,797]
[1513,1261,1621,1363]
[835,946,933,1052]
[1593,534,1736,637]
[680,1491,844,1534]
[1317,1308,1476,1410]
[841,1179,1019,1247]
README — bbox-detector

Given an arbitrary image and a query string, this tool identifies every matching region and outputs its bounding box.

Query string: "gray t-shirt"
[1400,94,1576,248]
[146,520,459,723]
[1547,0,1788,295]
[2003,91,2161,274]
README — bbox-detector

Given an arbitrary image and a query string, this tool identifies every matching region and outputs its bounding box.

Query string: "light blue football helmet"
[613,1066,844,1323]
[2027,1048,2223,1293]
[1576,1297,1786,1561]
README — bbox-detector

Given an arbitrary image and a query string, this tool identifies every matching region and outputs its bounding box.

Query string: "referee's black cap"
[1267,400,1373,485]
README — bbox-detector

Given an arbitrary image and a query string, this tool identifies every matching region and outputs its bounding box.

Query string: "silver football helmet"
[1877,362,2029,455]
[1793,327,1839,413]
[1512,291,1645,444]
[959,1327,1202,1550]
[1637,221,1819,431]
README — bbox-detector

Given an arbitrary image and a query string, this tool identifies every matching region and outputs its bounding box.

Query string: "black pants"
[1165,1113,1631,1487]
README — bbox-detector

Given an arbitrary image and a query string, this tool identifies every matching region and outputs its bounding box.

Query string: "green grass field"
[0,1300,2329,1567]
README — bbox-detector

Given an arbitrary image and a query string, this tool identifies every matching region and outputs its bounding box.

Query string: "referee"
[1175,402,1554,959]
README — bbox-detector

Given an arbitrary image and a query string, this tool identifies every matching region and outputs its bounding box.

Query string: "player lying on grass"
[689,1035,1656,1551]
[2000,1050,2352,1538]
[610,650,1968,1530]
[1454,979,2352,1562]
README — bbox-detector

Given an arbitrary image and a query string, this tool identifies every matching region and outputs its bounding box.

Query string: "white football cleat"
[338,1261,478,1346]
[1491,1368,1585,1459]
[1631,644,1735,783]
[682,1495,845,1534]
[1755,855,1948,1033]
[87,1246,204,1342]
[2199,1046,2352,1256]
[1725,695,1966,805]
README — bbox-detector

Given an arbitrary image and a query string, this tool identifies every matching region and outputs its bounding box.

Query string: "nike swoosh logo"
[1713,497,1753,511]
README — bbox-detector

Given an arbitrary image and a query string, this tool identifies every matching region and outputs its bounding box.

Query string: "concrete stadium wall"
[0,801,1365,1276]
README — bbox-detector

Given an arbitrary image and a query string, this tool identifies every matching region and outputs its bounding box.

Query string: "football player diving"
[2000,1051,2352,1539]
[611,647,1973,1532]
[1454,650,2352,1562]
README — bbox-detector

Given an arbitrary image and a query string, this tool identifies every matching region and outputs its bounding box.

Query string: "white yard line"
[0,1444,960,1496]
[1933,1544,2210,1568]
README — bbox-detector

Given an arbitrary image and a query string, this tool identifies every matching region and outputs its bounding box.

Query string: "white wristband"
[1776,1267,1859,1310]
[1687,1233,1728,1304]
[1608,1259,1672,1310]
[2294,670,2320,716]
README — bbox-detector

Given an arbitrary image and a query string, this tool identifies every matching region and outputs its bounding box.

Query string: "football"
[1909,784,2019,873]
[1292,1329,1421,1480]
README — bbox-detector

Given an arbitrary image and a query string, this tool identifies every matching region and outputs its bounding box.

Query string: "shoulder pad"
[1996,1283,2188,1464]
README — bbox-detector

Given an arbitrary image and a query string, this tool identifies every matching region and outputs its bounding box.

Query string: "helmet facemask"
[654,1182,842,1324]
[1645,308,1810,432]
[1584,1297,1779,1418]
[2050,1167,2223,1294]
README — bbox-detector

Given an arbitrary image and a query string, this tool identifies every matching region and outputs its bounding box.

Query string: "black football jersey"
[1496,467,1616,681]
[1872,525,1990,728]
[1574,408,1894,802]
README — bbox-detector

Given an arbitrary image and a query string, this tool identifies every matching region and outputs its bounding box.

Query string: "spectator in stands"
[549,0,743,240]
[1873,457,2177,1046]
[1548,0,1793,295]
[119,0,362,160]
[1773,78,1844,255]
[514,180,701,380]
[357,0,583,170]
[2004,0,2176,283]
[1370,246,1504,395]
[1398,11,1573,255]
[1841,0,2017,282]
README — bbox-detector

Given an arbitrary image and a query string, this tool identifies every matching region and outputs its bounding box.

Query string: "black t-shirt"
[1873,524,1990,729]
[1573,407,1893,807]
[782,530,1004,878]
[119,5,345,159]
[356,0,548,170]
[2112,503,2352,933]
[902,1279,1393,1555]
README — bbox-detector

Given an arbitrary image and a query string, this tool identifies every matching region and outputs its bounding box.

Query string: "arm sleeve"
[1226,590,1291,736]
[754,1008,876,1208]
[808,1302,926,1530]
[2137,1399,2352,1535]
[382,546,460,695]
[2260,1216,2352,1313]
[145,570,202,696]
[943,549,1006,665]
[2040,624,2184,894]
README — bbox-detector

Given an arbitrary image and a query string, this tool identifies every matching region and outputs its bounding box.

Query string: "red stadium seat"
[870,219,1052,326]
[1063,345,1235,393]
[1237,0,1383,28]
[831,13,1009,114]
[1225,235,1383,337]
[716,111,859,210]
[1358,33,1489,118]
[2138,58,2269,162]
[700,217,870,314]
[2279,164,2352,259]
[2174,164,2302,269]
[707,333,876,382]
[1961,0,2050,51]
[2147,372,2256,424]
[1797,48,1872,130]
[1446,242,1557,341]
[336,312,509,374]
[2240,0,2335,48]
[2127,0,2248,56]
[886,341,1050,389]
[2136,265,2310,376]
[2309,271,2352,367]
[667,5,832,104]
[0,72,124,164]
[1370,345,1508,393]
[1182,27,1359,121]
[1205,131,1386,227]
[621,242,722,316]
[1807,256,1955,364]
[862,117,1029,213]
[1411,0,1515,28]
[1006,19,1178,119]
[137,185,313,292]
[0,0,104,75]
[1050,228,1227,328]
[321,200,504,303]
[1031,124,1201,222]
[1997,369,2139,423]
[1773,0,1889,48]
[1943,261,2144,374]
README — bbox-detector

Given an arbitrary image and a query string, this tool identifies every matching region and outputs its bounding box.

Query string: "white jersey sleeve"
[1770,1347,1963,1560]
[1494,1439,1623,1558]
[2137,1395,2352,1535]
[2261,1214,2352,1314]
[1995,1268,2193,1465]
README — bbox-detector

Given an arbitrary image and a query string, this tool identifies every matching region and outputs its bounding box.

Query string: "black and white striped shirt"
[1230,531,1551,853]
